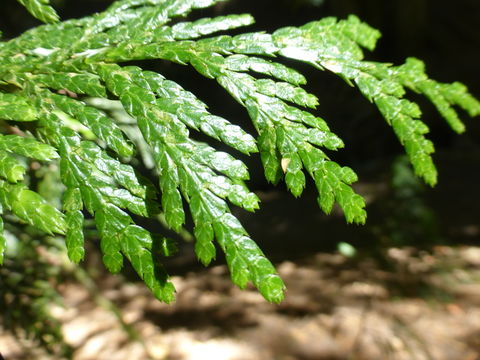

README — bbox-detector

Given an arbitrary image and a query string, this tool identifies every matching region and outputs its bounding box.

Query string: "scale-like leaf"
[34,72,107,98]
[0,0,478,304]
[0,181,66,234]
[0,151,26,183]
[121,225,176,303]
[0,134,58,161]
[16,0,59,24]
[49,93,134,157]
[65,210,85,263]
[0,93,38,122]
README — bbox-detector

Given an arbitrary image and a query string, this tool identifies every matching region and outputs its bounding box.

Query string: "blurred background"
[1,0,480,359]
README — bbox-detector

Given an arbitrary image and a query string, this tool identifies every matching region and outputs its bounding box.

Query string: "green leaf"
[0,134,59,161]
[65,210,85,263]
[16,0,59,24]
[0,181,66,234]
[225,54,307,85]
[121,225,176,303]
[0,1,478,304]
[0,93,38,122]
[49,93,135,157]
[217,70,364,222]
[392,58,480,134]
[63,187,83,212]
[0,151,26,183]
[194,222,216,265]
[34,72,107,97]
[312,160,367,224]
[95,204,129,273]
[213,214,285,302]
[77,141,154,200]
[171,14,255,40]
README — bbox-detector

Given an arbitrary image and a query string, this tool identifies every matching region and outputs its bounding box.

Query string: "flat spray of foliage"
[0,0,479,303]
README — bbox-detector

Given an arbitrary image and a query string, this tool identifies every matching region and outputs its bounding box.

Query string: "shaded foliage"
[0,0,478,306]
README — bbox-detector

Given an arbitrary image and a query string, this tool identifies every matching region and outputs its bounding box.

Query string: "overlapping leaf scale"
[96,64,258,215]
[63,187,85,263]
[36,106,151,221]
[102,7,170,44]
[38,112,176,302]
[185,16,435,187]
[0,151,26,183]
[133,35,365,222]
[345,81,437,185]
[105,0,226,18]
[33,72,107,98]
[133,14,255,47]
[0,93,38,122]
[391,57,480,134]
[122,77,256,220]
[224,55,307,86]
[98,64,284,302]
[370,87,437,186]
[162,0,229,18]
[53,127,125,272]
[2,21,85,62]
[76,141,154,200]
[170,14,255,40]
[135,69,257,154]
[257,16,379,67]
[48,92,134,157]
[213,212,285,303]
[0,180,66,235]
[263,17,478,185]
[62,141,156,218]
[0,134,59,161]
[297,15,381,55]
[93,202,176,303]
[85,0,230,48]
[16,0,59,24]
[120,225,176,303]
[217,70,366,223]
[98,31,363,217]
[237,17,438,186]
[104,0,225,15]
[332,62,439,186]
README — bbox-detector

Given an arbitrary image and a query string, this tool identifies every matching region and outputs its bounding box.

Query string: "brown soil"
[2,246,480,360]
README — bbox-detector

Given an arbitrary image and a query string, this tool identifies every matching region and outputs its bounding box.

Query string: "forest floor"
[2,245,480,360]
[2,152,480,360]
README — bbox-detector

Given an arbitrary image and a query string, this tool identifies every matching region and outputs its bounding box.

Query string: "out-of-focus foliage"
[0,231,71,357]
[381,156,440,246]
[0,0,478,307]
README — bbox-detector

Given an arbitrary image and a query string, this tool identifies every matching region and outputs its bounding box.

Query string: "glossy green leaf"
[171,14,255,40]
[95,204,129,273]
[0,181,66,234]
[121,225,176,303]
[0,134,59,161]
[0,0,478,304]
[0,93,38,122]
[0,151,26,183]
[16,0,59,24]
[65,210,85,263]
[34,72,106,97]
[50,93,134,157]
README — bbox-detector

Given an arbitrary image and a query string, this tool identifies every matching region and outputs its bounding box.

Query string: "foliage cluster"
[0,0,479,307]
